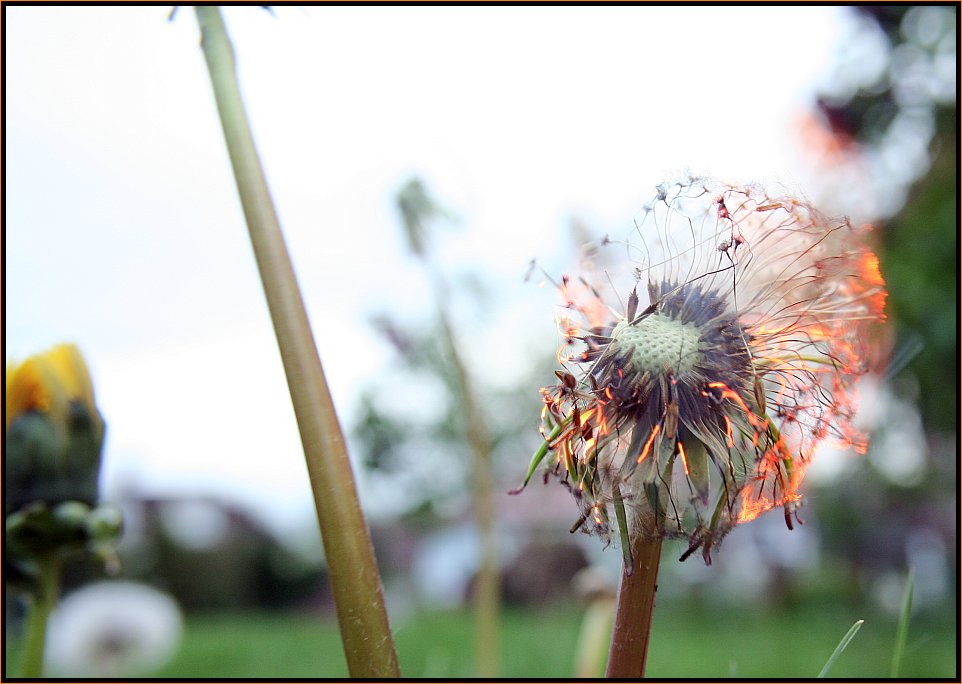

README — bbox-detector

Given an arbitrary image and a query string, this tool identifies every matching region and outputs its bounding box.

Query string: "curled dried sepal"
[519,178,887,564]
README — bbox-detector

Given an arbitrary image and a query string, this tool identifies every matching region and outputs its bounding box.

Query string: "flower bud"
[84,503,124,542]
[5,344,106,515]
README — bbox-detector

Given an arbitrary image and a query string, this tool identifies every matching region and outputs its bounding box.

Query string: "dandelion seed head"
[524,177,887,564]
[609,315,701,375]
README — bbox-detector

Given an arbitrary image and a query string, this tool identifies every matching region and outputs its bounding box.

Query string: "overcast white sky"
[6,5,854,535]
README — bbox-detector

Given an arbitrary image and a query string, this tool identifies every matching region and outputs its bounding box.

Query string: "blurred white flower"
[45,581,182,677]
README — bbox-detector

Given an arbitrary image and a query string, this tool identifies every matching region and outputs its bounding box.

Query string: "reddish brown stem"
[605,534,663,678]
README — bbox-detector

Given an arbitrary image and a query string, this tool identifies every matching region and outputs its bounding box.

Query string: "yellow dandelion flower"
[5,344,105,513]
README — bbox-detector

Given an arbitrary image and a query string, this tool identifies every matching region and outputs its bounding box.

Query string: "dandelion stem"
[20,557,60,678]
[193,7,398,677]
[605,533,663,678]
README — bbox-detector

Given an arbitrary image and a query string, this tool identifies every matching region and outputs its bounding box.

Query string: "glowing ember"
[514,176,887,564]
[636,425,661,464]
[677,442,690,476]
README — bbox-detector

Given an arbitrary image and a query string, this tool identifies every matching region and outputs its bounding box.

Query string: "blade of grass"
[193,7,399,677]
[816,619,864,678]
[890,568,915,678]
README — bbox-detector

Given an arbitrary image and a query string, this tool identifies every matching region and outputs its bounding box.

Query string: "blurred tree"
[807,4,957,601]
[816,5,957,431]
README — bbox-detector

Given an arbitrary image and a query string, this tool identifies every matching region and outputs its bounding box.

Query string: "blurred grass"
[146,601,959,678]
[8,599,955,678]
[646,601,955,679]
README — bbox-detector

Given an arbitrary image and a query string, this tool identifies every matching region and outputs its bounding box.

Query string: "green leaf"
[611,485,633,575]
[816,619,864,678]
[681,437,710,505]
[510,422,563,493]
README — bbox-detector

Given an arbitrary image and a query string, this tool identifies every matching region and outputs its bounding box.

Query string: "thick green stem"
[193,7,398,677]
[20,558,61,678]
[605,534,663,678]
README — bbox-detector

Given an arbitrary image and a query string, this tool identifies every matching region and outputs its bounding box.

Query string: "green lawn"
[7,599,956,678]
[150,600,955,678]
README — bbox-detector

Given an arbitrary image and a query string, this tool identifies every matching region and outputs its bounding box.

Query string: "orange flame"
[858,249,888,319]
[592,505,604,525]
[677,442,690,475]
[636,425,661,464]
[583,437,596,462]
[708,381,761,429]
[737,491,772,524]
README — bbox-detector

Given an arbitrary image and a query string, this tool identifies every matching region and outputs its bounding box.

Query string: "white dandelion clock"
[44,581,183,677]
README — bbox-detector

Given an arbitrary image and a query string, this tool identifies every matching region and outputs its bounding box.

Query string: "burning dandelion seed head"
[515,177,887,565]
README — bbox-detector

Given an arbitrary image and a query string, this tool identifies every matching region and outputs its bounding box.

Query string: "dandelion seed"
[518,177,887,564]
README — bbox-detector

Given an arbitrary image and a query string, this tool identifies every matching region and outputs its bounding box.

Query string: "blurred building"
[115,494,329,612]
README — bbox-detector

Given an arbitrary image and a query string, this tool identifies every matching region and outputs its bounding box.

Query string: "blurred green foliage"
[819,5,957,431]
[882,129,956,431]
[807,5,957,604]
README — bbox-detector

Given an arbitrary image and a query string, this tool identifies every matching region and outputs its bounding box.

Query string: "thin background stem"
[605,534,663,678]
[890,568,915,678]
[399,181,501,677]
[436,305,500,677]
[194,7,399,677]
